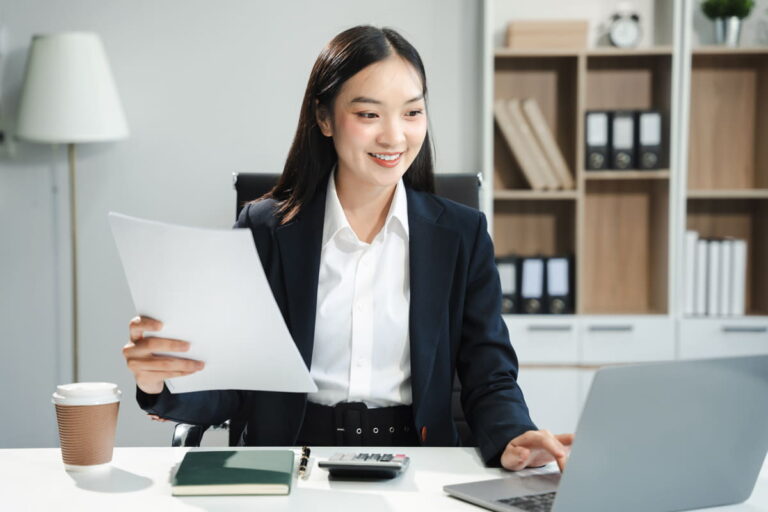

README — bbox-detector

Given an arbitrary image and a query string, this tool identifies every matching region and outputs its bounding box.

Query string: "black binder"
[495,256,519,314]
[585,111,610,170]
[545,256,574,314]
[635,110,662,170]
[518,257,546,314]
[610,111,636,169]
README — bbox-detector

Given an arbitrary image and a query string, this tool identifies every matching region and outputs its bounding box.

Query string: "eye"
[406,109,424,117]
[356,112,378,119]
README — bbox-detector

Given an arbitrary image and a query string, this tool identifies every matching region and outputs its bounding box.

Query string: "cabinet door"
[580,316,675,364]
[505,316,579,364]
[516,367,581,434]
[679,318,768,359]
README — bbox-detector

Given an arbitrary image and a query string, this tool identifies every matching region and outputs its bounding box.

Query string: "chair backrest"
[232,171,481,446]
[233,172,481,219]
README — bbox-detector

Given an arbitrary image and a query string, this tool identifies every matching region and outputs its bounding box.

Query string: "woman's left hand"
[500,430,574,472]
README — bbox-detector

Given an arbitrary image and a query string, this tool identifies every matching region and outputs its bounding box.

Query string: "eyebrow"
[349,94,424,106]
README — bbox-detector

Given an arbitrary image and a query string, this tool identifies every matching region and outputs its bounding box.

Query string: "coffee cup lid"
[52,382,121,406]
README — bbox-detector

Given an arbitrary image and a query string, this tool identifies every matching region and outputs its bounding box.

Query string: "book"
[506,99,561,190]
[707,240,721,317]
[731,239,747,316]
[695,239,708,316]
[684,231,698,316]
[720,239,734,316]
[521,98,575,189]
[172,449,294,496]
[493,99,547,190]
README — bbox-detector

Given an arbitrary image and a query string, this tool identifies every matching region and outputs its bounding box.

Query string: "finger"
[536,433,567,460]
[555,433,574,446]
[127,356,204,373]
[533,434,568,472]
[134,337,191,355]
[501,444,531,471]
[129,316,164,342]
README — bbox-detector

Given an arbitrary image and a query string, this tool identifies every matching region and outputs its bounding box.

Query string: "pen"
[298,446,311,479]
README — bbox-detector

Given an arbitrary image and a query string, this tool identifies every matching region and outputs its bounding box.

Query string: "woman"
[123,25,572,471]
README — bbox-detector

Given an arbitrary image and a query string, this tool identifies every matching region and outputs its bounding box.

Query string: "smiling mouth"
[368,152,403,161]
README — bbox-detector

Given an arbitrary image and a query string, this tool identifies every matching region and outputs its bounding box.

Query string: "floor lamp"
[16,32,129,382]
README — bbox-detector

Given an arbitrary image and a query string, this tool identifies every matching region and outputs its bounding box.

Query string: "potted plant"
[701,0,756,46]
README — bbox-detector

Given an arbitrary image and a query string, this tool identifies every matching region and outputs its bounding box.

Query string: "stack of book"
[494,98,575,191]
[496,255,575,315]
[684,231,748,317]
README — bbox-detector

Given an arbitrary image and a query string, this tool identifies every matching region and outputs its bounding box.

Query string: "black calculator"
[317,452,410,479]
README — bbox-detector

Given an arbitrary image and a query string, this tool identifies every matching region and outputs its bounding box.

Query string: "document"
[108,212,318,394]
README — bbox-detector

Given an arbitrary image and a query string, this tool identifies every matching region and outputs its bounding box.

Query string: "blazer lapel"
[274,183,327,368]
[407,188,460,415]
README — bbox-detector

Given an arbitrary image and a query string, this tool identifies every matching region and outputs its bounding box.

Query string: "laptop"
[444,355,768,512]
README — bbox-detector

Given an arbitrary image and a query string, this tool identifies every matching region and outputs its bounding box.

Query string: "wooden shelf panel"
[582,181,669,314]
[693,46,768,56]
[688,189,768,199]
[585,170,670,180]
[495,49,580,58]
[585,54,673,112]
[494,190,578,200]
[494,56,578,190]
[494,46,674,58]
[586,46,673,57]
[688,53,768,190]
[493,200,575,257]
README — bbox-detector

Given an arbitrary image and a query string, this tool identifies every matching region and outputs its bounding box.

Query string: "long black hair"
[265,25,435,223]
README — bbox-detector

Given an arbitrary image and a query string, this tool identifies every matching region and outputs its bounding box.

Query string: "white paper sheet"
[108,212,317,394]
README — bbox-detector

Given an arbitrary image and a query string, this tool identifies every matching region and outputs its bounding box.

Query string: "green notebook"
[172,450,294,496]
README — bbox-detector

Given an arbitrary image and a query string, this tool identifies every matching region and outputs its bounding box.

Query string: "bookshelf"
[491,47,673,315]
[482,0,768,433]
[685,47,768,317]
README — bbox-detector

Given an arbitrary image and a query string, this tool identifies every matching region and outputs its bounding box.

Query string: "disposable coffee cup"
[52,382,121,472]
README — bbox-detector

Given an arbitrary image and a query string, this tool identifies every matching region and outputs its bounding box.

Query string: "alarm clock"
[608,8,642,48]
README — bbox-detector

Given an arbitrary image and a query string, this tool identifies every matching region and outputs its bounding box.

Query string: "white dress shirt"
[307,170,412,408]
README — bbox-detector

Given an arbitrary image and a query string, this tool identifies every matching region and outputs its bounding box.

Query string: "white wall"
[0,0,483,447]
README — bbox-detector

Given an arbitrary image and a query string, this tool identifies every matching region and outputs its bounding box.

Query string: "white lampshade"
[16,32,129,143]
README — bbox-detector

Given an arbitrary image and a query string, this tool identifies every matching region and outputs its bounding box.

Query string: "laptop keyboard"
[497,491,556,512]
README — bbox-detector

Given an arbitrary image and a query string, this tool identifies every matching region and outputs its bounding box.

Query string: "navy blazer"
[137,178,536,466]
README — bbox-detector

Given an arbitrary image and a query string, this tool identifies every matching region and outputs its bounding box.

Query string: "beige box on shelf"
[506,20,589,50]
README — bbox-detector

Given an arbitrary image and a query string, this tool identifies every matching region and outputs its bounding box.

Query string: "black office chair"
[171,171,482,447]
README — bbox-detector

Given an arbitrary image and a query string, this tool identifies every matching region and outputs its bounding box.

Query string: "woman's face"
[317,55,428,190]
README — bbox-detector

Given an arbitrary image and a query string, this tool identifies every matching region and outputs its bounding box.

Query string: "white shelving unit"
[483,0,768,433]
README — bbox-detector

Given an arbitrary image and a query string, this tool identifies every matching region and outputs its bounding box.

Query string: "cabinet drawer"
[679,318,768,359]
[504,315,579,364]
[580,316,675,364]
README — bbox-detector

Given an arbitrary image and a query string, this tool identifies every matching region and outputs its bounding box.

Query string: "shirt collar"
[322,165,409,248]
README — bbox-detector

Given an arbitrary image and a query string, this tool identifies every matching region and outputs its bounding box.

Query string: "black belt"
[296,401,419,446]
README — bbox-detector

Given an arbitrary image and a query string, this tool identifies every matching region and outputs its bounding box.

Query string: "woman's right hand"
[123,316,205,395]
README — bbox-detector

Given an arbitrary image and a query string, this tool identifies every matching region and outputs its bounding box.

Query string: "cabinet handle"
[588,325,634,333]
[722,326,768,334]
[527,325,573,332]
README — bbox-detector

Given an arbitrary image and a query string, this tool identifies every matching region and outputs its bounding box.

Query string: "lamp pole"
[68,143,79,382]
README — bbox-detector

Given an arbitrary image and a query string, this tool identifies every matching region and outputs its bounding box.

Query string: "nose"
[376,116,406,148]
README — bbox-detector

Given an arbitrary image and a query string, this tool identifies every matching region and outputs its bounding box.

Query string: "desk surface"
[2,447,767,511]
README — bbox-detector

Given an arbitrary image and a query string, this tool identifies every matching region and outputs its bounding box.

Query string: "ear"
[315,100,333,137]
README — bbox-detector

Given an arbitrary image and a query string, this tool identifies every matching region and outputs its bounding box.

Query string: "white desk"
[2,447,767,511]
